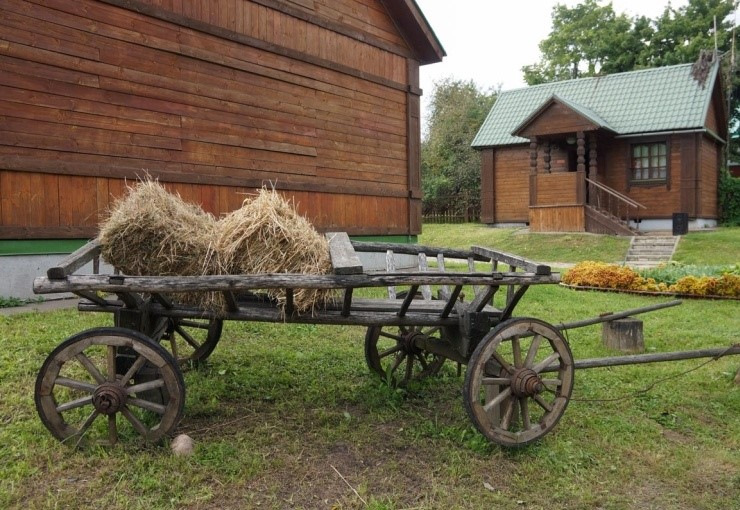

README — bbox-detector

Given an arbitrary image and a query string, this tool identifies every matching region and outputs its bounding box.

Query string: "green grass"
[419,223,630,263]
[1,225,738,509]
[1,290,738,509]
[673,227,740,265]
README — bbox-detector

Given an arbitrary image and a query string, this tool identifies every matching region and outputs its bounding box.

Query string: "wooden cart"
[31,233,738,448]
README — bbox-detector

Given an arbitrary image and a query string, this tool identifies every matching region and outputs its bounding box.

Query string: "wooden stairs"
[585,178,646,236]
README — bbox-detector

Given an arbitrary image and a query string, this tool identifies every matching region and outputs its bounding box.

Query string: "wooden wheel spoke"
[404,354,413,381]
[378,344,402,359]
[533,394,553,413]
[127,397,166,415]
[120,406,150,437]
[512,336,522,368]
[389,353,406,375]
[107,345,117,382]
[75,352,105,384]
[126,379,165,395]
[521,398,531,430]
[490,351,514,374]
[500,397,516,431]
[178,320,210,330]
[541,378,563,387]
[533,352,560,373]
[483,387,511,413]
[55,377,97,393]
[174,325,201,349]
[169,337,179,360]
[108,414,118,445]
[416,353,429,370]
[69,409,99,447]
[379,331,404,342]
[524,334,543,368]
[482,377,511,386]
[119,356,148,386]
[56,395,94,413]
[422,326,441,337]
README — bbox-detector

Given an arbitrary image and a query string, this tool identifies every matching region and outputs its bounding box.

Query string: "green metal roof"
[472,63,719,148]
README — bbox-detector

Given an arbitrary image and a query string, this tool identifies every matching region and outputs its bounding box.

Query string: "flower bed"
[562,261,740,298]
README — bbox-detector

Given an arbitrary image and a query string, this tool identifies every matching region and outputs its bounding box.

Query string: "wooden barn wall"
[600,136,684,219]
[0,0,416,238]
[699,135,719,218]
[493,147,529,223]
[0,171,408,238]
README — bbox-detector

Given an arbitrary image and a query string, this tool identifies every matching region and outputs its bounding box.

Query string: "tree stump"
[602,317,644,353]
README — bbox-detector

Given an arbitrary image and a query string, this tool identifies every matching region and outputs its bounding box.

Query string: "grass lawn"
[1,226,738,509]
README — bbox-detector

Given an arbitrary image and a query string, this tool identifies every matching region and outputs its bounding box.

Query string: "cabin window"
[631,142,667,182]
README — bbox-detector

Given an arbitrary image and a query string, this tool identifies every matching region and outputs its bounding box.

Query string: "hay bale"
[99,180,220,309]
[216,188,334,314]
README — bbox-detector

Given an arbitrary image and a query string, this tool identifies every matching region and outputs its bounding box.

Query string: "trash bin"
[672,212,688,235]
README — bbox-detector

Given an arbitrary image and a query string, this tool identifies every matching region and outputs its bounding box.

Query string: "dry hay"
[216,188,334,314]
[100,182,334,315]
[98,180,219,308]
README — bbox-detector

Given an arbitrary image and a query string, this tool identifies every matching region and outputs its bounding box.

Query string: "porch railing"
[585,178,646,227]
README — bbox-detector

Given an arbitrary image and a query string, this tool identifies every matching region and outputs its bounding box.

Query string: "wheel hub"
[510,368,544,397]
[92,383,127,415]
[402,331,426,355]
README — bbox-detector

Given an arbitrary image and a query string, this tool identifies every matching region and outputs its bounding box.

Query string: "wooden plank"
[353,241,487,261]
[418,253,431,300]
[471,246,551,275]
[325,232,363,275]
[47,239,102,279]
[385,250,396,299]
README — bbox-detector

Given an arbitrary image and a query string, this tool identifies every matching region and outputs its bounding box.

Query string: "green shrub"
[718,167,740,225]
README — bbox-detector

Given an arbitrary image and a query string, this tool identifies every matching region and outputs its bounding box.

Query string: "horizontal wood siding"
[600,136,684,218]
[699,136,719,218]
[494,147,529,222]
[517,103,597,138]
[0,0,415,237]
[0,170,409,239]
[529,206,584,232]
[534,172,578,206]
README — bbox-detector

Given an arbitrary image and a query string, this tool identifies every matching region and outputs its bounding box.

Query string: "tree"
[421,78,497,217]
[522,0,641,84]
[523,0,740,157]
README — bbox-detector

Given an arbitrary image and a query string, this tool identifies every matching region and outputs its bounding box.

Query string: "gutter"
[615,128,726,144]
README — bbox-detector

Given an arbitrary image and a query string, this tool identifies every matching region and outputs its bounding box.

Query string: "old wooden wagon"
[31,234,738,448]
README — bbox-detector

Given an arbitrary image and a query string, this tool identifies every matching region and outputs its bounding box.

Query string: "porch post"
[576,131,586,205]
[529,137,538,206]
[543,140,551,173]
[588,134,597,179]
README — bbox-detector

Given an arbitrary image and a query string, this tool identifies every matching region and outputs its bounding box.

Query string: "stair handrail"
[585,178,647,210]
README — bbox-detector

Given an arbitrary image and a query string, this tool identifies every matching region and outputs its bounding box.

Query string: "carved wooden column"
[588,134,597,179]
[576,131,586,204]
[529,137,538,206]
[543,140,551,173]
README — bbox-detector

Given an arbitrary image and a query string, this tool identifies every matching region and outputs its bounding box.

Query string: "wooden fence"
[422,193,480,224]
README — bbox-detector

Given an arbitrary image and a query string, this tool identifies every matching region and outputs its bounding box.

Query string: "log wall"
[699,135,719,218]
[0,0,421,238]
[493,147,529,223]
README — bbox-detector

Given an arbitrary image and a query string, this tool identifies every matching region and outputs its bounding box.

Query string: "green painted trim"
[0,239,88,256]
[349,235,418,244]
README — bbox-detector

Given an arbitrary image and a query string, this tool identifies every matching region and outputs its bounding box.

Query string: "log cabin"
[0,0,444,297]
[472,63,727,235]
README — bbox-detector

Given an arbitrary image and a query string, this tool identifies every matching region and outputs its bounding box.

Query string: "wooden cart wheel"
[153,317,223,367]
[463,318,574,447]
[35,327,185,446]
[365,325,447,386]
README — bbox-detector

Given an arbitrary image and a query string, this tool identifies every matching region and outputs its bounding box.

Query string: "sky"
[414,0,690,124]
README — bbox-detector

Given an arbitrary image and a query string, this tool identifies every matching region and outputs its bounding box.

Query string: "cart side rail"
[46,238,102,279]
[33,272,559,295]
[351,241,489,262]
[471,246,551,275]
